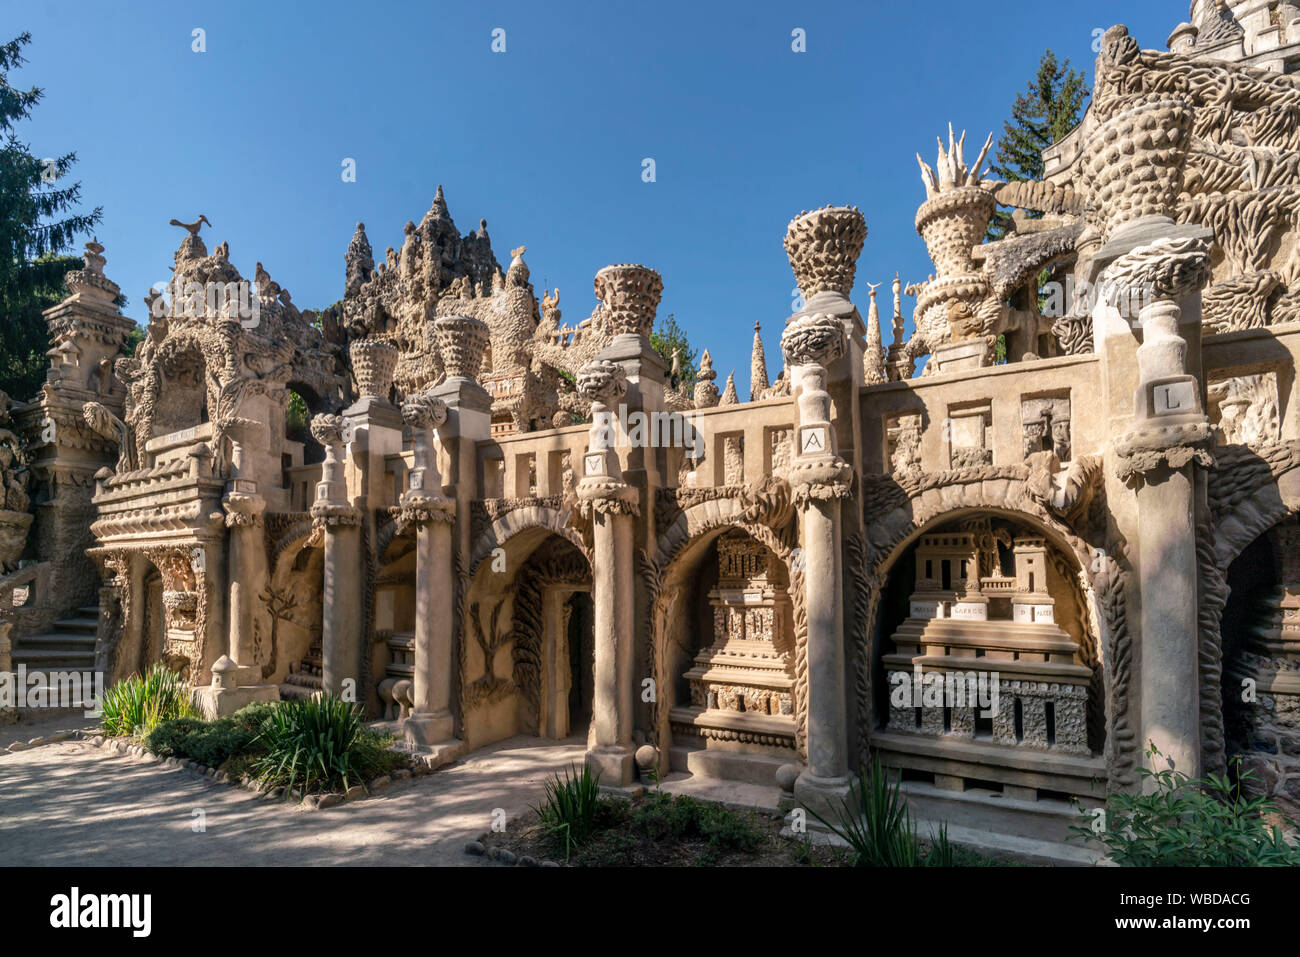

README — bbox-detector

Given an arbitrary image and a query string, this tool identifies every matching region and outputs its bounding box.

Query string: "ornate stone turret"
[345,222,375,298]
[720,371,738,405]
[784,205,867,303]
[911,126,1000,363]
[593,264,663,338]
[863,282,886,384]
[693,349,720,408]
[749,323,769,400]
[433,314,490,383]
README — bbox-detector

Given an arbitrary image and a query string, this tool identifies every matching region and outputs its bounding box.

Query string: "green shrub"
[534,763,603,861]
[805,756,950,867]
[628,791,764,852]
[249,694,365,794]
[145,716,254,768]
[100,664,199,738]
[1069,744,1300,866]
[231,701,280,735]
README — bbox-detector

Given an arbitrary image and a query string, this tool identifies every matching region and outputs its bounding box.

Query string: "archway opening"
[869,512,1104,801]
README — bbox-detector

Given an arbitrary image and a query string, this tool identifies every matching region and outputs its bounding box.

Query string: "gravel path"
[0,733,585,866]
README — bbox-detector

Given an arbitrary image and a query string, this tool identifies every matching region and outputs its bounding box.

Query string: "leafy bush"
[628,791,765,851]
[1069,745,1300,866]
[249,694,365,794]
[534,762,603,861]
[145,716,255,768]
[100,664,198,738]
[805,756,951,867]
[231,701,280,735]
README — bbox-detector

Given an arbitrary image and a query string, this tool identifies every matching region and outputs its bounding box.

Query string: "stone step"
[76,606,101,618]
[668,744,793,787]
[898,781,1103,865]
[12,648,98,667]
[283,672,322,689]
[278,683,318,700]
[52,617,98,635]
[14,633,97,652]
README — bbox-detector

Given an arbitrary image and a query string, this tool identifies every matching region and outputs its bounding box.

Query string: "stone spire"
[345,222,374,298]
[426,184,451,225]
[693,349,720,408]
[720,370,738,405]
[863,282,886,384]
[749,322,769,400]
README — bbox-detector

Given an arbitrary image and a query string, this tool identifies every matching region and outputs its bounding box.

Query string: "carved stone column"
[310,414,363,699]
[398,392,457,749]
[781,313,853,816]
[576,359,639,787]
[1107,237,1214,783]
[221,417,268,685]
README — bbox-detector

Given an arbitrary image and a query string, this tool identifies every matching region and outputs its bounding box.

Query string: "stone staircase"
[279,641,323,700]
[11,605,100,673]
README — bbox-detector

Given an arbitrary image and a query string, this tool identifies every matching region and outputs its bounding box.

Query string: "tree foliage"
[0,32,102,400]
[649,312,697,392]
[987,50,1088,241]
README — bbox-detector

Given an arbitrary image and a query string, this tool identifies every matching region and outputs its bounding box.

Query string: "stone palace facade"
[5,4,1300,829]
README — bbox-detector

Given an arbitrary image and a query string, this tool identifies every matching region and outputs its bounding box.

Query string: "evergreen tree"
[649,312,697,392]
[0,32,102,401]
[987,50,1089,241]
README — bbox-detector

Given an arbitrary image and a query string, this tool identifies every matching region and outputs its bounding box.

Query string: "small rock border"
[76,729,423,810]
[3,728,86,752]
[463,831,561,868]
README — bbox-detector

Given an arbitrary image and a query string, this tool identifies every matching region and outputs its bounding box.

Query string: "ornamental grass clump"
[99,664,199,738]
[249,693,364,795]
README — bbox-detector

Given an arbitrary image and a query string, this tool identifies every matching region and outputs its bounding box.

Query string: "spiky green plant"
[805,756,952,867]
[99,664,198,738]
[249,694,363,794]
[533,762,603,861]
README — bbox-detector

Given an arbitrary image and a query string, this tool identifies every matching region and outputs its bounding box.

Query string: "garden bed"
[95,665,414,807]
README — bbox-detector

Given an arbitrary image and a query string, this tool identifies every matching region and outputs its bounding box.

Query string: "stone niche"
[675,531,797,753]
[1207,370,1281,450]
[946,402,992,469]
[1021,394,1071,462]
[881,526,1091,755]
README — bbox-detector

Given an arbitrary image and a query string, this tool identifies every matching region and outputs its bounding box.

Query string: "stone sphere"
[634,744,658,770]
[775,764,801,793]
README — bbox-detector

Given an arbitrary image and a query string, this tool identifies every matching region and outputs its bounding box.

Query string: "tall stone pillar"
[1106,237,1215,782]
[310,414,362,698]
[577,359,639,787]
[398,391,457,749]
[781,313,854,816]
[428,314,492,748]
[221,417,268,685]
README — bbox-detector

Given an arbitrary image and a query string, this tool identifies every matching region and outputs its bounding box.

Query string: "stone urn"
[784,205,867,299]
[0,510,31,574]
[593,264,663,337]
[433,314,490,381]
[1077,97,1193,244]
[915,187,995,278]
[349,338,399,399]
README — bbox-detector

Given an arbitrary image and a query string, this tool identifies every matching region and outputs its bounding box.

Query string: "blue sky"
[9,0,1186,391]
